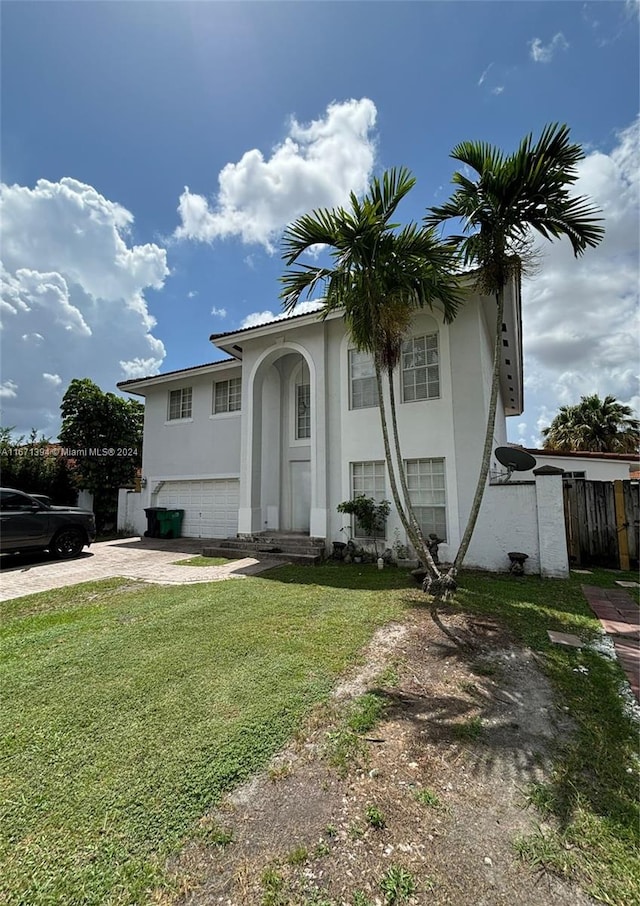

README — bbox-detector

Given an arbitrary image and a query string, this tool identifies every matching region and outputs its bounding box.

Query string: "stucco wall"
[465,481,540,573]
[117,488,146,536]
[464,471,569,577]
[141,365,242,480]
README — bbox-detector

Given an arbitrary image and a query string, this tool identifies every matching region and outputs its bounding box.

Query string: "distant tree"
[542,394,640,453]
[0,427,77,504]
[58,379,143,528]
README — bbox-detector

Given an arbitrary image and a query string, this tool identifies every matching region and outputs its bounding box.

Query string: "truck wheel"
[51,528,85,559]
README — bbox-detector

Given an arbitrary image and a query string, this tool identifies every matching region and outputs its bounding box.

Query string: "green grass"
[2,561,637,906]
[172,556,235,566]
[455,568,640,906]
[414,787,441,808]
[379,865,417,903]
[1,567,404,906]
[452,715,484,741]
[346,692,388,733]
[364,804,386,829]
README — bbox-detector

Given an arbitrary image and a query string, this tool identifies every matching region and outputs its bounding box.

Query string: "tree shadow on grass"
[259,561,417,592]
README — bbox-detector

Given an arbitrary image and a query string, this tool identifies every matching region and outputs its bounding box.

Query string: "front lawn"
[2,564,638,906]
[0,570,406,906]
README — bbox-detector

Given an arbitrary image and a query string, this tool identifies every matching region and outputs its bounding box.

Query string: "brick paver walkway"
[582,585,640,702]
[0,537,284,602]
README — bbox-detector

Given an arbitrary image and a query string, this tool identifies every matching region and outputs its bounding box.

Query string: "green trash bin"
[157,509,184,539]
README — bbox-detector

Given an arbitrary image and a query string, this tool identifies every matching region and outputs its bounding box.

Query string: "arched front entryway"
[239,343,325,537]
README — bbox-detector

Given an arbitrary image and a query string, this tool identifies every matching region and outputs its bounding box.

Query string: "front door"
[290,461,311,532]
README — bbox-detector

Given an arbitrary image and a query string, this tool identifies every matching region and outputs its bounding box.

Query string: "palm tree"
[280,168,463,627]
[427,123,605,575]
[543,394,640,453]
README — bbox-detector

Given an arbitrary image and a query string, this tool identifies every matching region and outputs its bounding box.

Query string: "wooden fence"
[563,478,639,569]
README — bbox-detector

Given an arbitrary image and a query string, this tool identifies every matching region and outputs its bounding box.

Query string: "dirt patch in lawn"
[166,607,595,905]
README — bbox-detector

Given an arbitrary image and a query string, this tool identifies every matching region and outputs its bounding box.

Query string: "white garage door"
[156,479,239,539]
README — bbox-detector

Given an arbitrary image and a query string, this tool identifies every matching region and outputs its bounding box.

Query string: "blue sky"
[1,0,638,443]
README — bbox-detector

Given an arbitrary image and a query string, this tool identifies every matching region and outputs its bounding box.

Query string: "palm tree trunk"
[373,362,426,562]
[386,365,441,579]
[451,286,505,574]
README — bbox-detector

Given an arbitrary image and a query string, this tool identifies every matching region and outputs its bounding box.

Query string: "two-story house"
[117,274,523,566]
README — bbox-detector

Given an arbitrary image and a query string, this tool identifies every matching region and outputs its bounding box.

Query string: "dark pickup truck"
[0,488,96,558]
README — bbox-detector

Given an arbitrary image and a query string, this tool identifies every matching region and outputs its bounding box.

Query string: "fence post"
[614,480,630,571]
[534,465,569,578]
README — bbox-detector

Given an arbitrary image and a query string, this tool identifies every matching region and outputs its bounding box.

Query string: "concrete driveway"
[0,537,282,602]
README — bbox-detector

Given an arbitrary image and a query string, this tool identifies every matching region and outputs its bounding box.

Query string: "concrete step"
[201,545,323,566]
[216,539,325,555]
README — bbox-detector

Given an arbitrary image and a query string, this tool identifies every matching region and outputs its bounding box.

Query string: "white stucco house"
[519,449,639,482]
[118,274,571,573]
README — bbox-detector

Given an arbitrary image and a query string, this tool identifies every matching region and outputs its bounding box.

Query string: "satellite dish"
[494,446,537,480]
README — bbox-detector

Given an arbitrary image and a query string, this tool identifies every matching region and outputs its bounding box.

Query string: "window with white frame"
[404,458,447,540]
[351,461,386,539]
[213,377,242,414]
[296,382,311,439]
[402,334,439,401]
[168,387,192,420]
[349,349,378,409]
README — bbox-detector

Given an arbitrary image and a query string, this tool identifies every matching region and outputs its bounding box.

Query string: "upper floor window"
[402,334,439,401]
[168,387,192,420]
[349,349,378,410]
[296,382,311,439]
[213,377,242,414]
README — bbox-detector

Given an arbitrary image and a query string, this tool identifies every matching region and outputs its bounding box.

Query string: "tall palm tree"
[280,168,463,613]
[543,394,640,453]
[427,123,605,575]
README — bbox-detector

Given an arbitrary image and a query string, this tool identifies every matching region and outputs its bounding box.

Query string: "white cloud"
[174,98,377,252]
[529,33,569,63]
[516,118,640,444]
[187,290,198,298]
[0,380,18,399]
[240,299,324,330]
[478,63,493,86]
[211,306,227,318]
[492,86,504,95]
[0,177,168,436]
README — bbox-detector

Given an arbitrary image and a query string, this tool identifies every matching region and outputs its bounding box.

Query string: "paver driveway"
[0,536,281,602]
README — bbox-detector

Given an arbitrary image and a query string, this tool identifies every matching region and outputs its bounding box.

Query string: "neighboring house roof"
[525,448,640,463]
[117,358,238,396]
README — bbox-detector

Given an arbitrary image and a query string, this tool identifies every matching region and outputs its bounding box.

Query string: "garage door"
[156,479,239,539]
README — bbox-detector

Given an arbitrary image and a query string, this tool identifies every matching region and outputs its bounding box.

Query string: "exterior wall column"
[534,465,569,578]
[310,338,327,538]
[237,353,260,535]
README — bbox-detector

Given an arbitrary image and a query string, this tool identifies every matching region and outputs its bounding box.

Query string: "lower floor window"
[404,458,447,541]
[351,461,386,539]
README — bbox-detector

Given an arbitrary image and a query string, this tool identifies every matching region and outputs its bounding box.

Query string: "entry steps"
[202,532,326,566]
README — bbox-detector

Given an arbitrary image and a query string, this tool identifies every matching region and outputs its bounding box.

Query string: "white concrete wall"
[464,470,569,577]
[520,452,637,482]
[465,481,540,573]
[117,488,146,536]
[77,489,94,511]
[140,364,242,480]
[534,469,569,578]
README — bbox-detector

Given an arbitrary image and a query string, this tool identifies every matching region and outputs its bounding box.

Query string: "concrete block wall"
[117,489,147,537]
